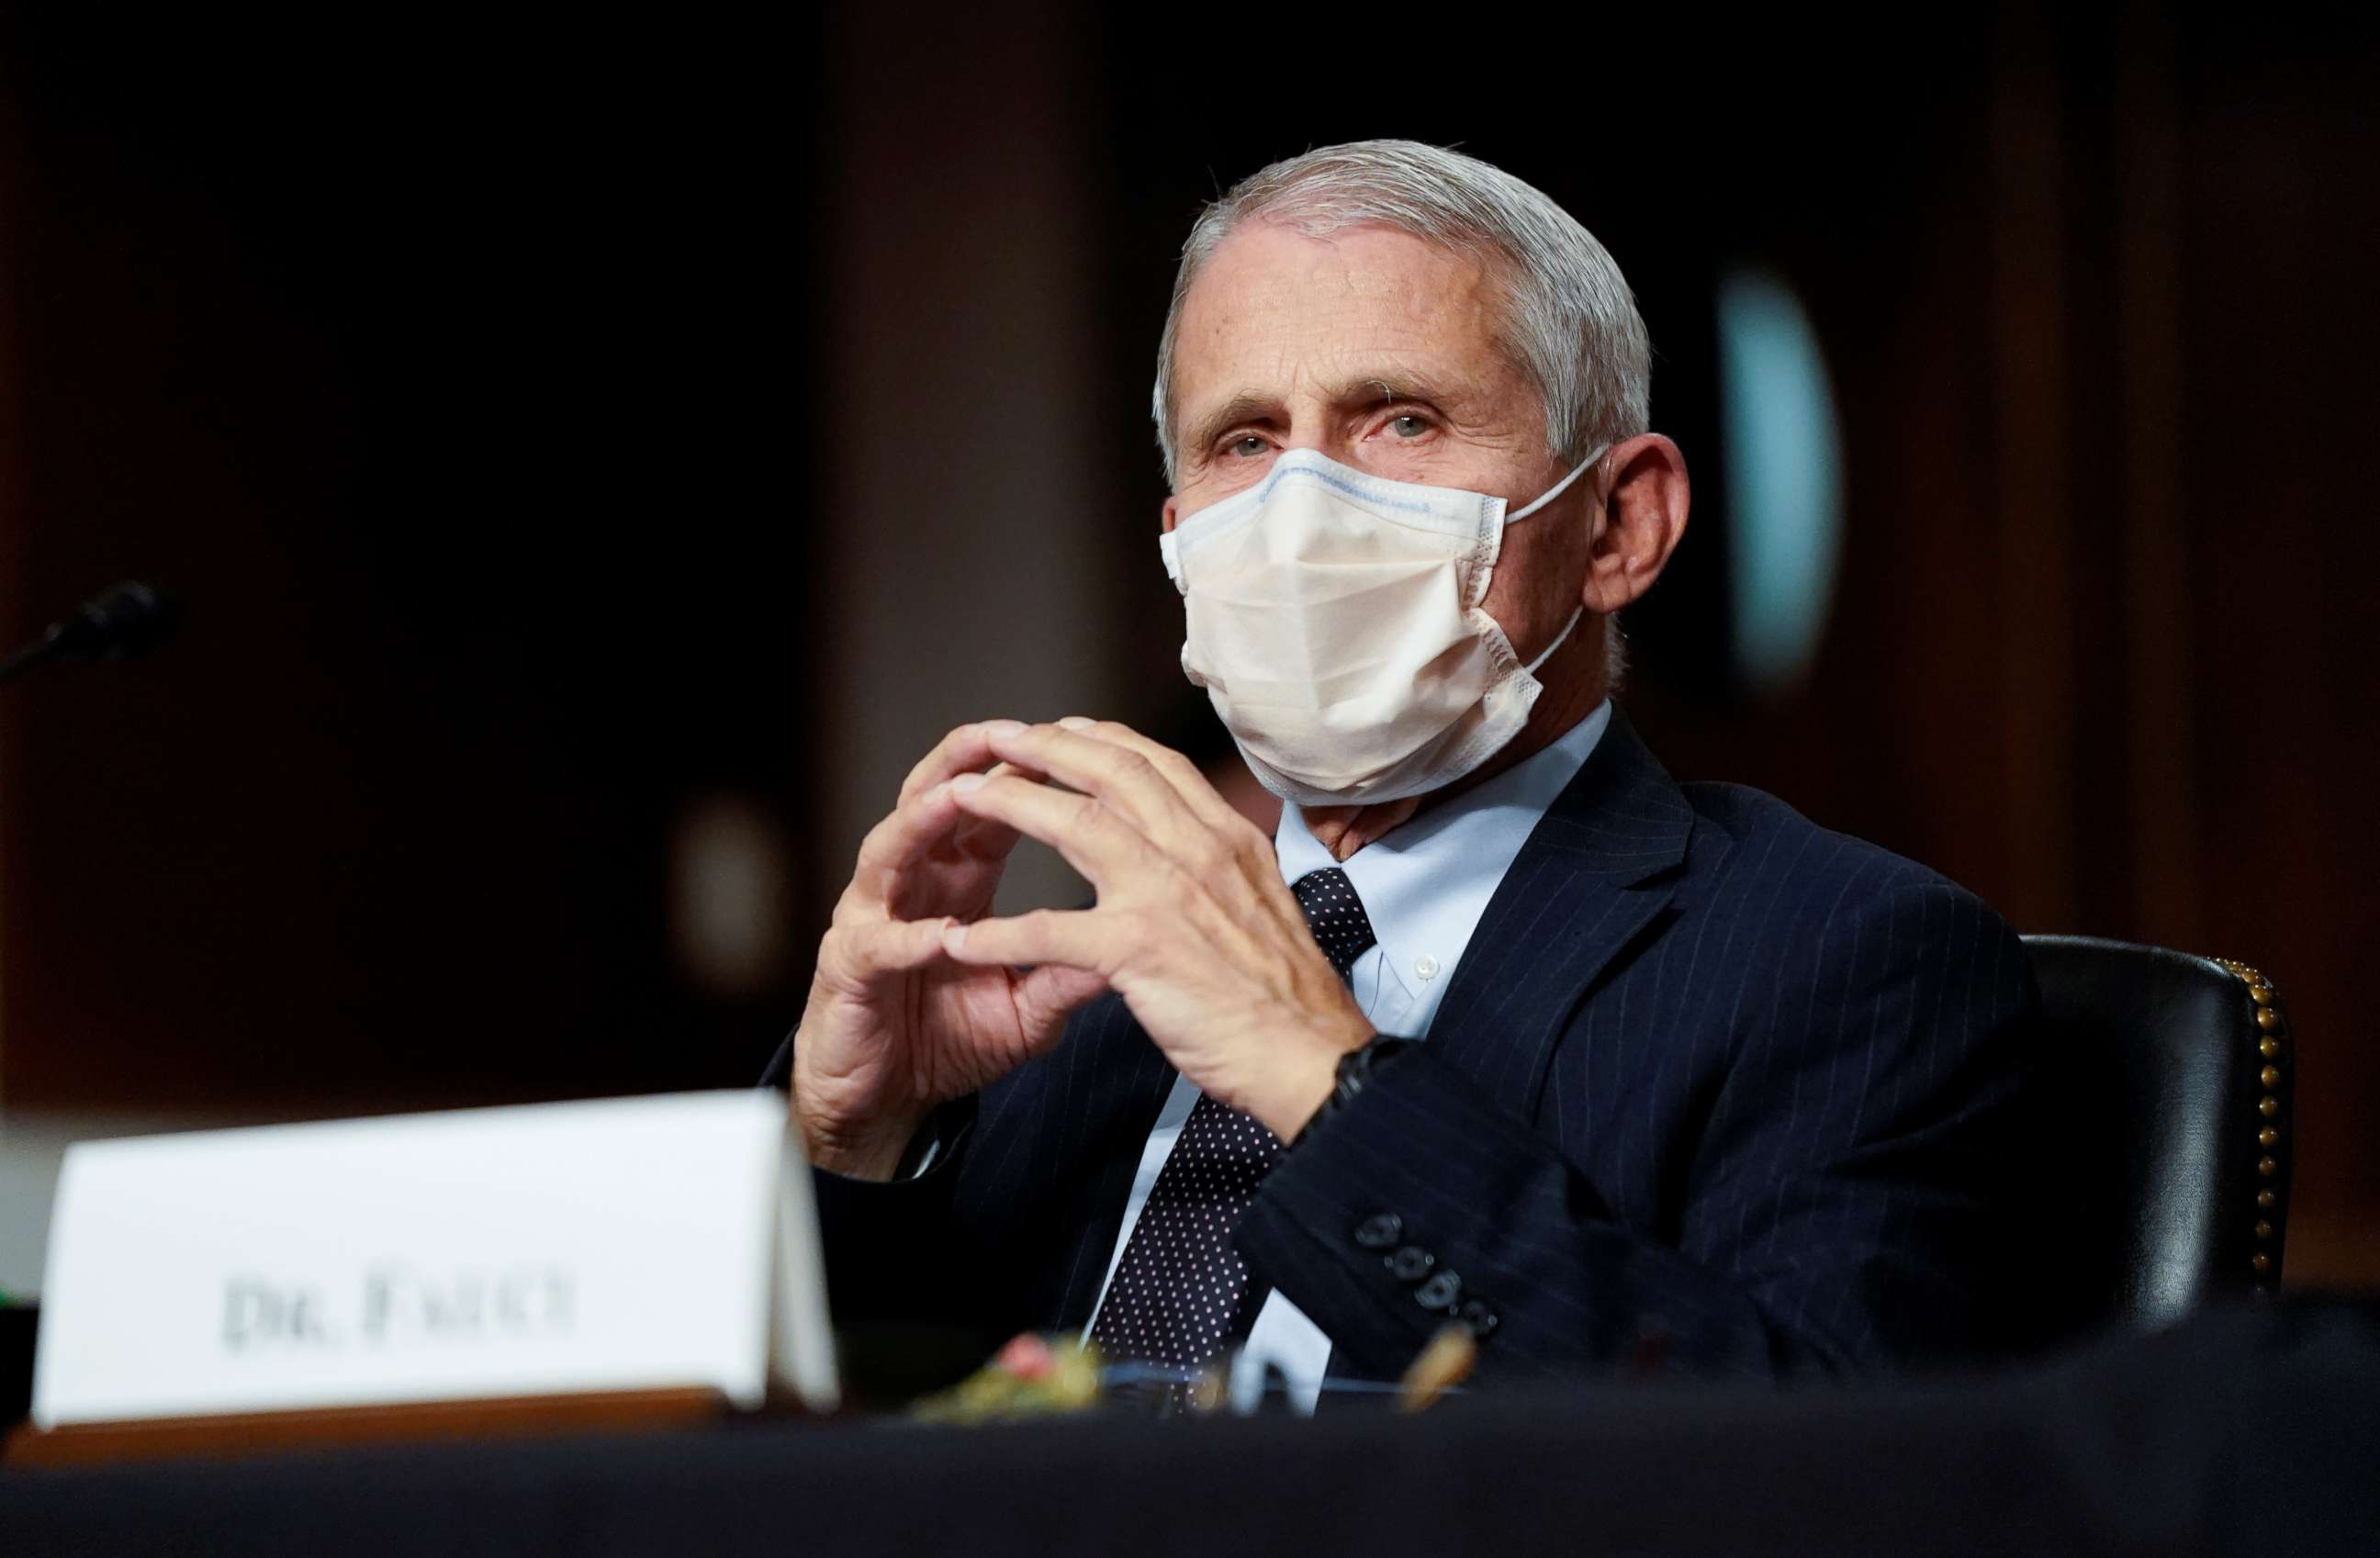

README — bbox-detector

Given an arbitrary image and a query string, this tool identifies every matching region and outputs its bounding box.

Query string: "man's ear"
[1161,494,1181,534]
[1580,433,1690,616]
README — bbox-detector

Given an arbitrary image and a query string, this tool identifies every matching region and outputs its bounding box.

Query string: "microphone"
[0,580,183,686]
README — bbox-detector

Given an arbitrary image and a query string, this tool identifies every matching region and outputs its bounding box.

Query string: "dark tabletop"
[3,1298,2375,1558]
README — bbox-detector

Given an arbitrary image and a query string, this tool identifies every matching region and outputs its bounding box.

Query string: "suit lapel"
[1425,706,1695,1123]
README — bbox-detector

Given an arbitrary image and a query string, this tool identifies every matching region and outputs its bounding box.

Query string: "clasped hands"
[791,718,1374,1180]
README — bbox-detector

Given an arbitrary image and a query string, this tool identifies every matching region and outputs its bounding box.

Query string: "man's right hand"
[791,721,1110,1180]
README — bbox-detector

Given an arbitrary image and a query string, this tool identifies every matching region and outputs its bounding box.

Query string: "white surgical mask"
[1159,445,1602,807]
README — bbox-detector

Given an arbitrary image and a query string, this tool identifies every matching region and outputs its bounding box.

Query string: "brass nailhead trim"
[2217,958,2287,1293]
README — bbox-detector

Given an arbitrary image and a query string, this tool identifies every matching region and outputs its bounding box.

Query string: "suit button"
[1386,1245,1435,1282]
[1414,1269,1462,1310]
[1458,1299,1499,1339]
[1353,1212,1403,1250]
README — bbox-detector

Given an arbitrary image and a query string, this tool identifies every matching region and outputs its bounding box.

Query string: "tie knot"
[1292,868,1377,981]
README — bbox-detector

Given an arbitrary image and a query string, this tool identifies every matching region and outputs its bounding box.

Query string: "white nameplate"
[30,1091,836,1428]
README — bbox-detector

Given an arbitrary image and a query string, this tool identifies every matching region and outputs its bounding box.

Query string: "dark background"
[2,6,2374,1284]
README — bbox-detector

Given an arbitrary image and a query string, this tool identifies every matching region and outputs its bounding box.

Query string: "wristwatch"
[1295,1035,1417,1147]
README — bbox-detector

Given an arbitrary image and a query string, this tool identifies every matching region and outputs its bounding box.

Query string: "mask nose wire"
[1503,444,1608,525]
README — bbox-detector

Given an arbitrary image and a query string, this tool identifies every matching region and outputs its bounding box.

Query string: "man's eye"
[1227,435,1268,458]
[1387,414,1432,439]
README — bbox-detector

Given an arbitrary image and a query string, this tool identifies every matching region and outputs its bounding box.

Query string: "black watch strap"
[1295,1036,1416,1147]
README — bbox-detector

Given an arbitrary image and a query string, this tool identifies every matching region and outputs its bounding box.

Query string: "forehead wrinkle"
[1171,223,1519,454]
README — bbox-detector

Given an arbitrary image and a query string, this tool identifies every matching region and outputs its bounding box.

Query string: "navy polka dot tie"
[1291,866,1376,980]
[1090,868,1375,1409]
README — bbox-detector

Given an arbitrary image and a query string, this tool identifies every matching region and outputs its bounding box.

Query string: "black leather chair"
[2024,936,2296,1329]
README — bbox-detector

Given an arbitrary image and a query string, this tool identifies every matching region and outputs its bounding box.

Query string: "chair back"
[2023,936,2294,1328]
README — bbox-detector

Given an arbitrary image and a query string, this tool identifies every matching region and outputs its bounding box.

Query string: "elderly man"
[771,140,2048,1406]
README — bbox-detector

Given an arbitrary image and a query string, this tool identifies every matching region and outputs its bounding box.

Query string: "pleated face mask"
[1158,445,1601,808]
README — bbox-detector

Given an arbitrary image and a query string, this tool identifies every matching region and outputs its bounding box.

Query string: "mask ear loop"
[1524,607,1585,675]
[1510,443,1607,672]
[1504,443,1610,525]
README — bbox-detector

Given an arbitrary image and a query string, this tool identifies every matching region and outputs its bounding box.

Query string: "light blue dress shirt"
[1080,701,1613,1411]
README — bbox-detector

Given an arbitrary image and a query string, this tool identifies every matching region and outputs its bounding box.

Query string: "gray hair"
[1151,140,1651,488]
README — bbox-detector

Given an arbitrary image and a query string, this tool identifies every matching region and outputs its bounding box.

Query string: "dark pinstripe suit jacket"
[787,708,2057,1382]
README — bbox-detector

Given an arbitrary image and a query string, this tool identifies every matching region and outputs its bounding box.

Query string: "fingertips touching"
[834,914,956,978]
[898,720,1027,803]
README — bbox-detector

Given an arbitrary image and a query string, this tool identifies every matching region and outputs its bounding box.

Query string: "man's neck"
[1303,635,1607,862]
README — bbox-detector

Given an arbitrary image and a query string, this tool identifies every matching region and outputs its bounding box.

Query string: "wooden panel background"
[3,6,2373,1283]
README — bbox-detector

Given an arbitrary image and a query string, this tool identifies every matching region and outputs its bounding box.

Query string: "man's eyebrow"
[1184,375,1472,456]
[1184,393,1279,458]
[1333,373,1465,407]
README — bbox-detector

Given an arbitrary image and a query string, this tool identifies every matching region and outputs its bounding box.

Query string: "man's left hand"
[935,719,1372,1139]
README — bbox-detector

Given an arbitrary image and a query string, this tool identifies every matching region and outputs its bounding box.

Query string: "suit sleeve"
[1231,880,2047,1381]
[759,1035,984,1330]
[803,1101,986,1329]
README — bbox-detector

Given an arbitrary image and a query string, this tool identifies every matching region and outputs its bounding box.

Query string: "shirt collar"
[1274,701,1613,1024]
